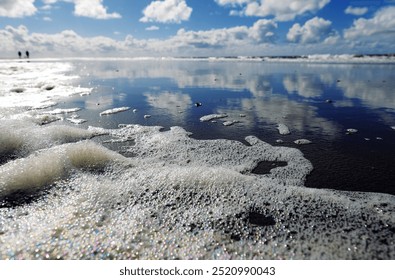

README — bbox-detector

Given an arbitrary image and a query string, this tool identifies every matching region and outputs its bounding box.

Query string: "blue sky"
[1,0,394,57]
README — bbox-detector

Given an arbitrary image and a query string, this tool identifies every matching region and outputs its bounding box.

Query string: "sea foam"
[0,120,102,159]
[0,62,91,108]
[0,141,127,197]
[0,123,394,260]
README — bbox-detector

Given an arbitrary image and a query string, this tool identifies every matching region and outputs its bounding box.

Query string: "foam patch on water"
[100,107,130,116]
[66,118,87,125]
[42,108,81,115]
[0,62,91,108]
[277,123,291,135]
[223,120,240,126]
[294,139,312,145]
[200,114,228,122]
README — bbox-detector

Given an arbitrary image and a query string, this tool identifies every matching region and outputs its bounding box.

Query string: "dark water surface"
[65,59,395,195]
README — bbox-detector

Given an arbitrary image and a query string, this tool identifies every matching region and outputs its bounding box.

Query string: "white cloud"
[0,25,129,57]
[249,19,278,43]
[38,0,121,19]
[344,6,368,16]
[140,0,192,23]
[287,16,335,44]
[344,6,395,41]
[0,21,278,58]
[43,17,53,22]
[0,0,37,18]
[173,19,277,50]
[73,0,121,19]
[215,0,330,21]
[146,25,160,31]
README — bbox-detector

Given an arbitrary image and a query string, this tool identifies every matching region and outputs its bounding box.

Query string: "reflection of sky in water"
[65,60,395,194]
[73,60,395,133]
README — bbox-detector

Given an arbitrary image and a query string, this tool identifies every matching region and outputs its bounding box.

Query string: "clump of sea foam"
[0,123,394,260]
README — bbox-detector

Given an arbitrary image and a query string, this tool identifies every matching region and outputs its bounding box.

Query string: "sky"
[0,0,395,58]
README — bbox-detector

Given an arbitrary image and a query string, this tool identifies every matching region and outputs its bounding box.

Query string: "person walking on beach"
[25,51,29,59]
[18,51,22,59]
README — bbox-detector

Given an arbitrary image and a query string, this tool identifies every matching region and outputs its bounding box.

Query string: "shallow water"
[0,58,394,259]
[66,59,395,195]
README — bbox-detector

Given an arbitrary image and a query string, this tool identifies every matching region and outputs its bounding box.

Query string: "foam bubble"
[277,123,291,135]
[347,128,358,133]
[200,114,228,122]
[223,120,239,126]
[294,139,312,145]
[100,107,130,116]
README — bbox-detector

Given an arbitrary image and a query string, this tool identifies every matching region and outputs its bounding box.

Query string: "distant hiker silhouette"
[25,51,29,59]
[18,51,22,59]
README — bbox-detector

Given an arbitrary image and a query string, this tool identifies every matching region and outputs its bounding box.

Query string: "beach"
[0,57,394,259]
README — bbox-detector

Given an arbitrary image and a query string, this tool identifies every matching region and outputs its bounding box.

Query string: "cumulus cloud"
[140,0,192,23]
[344,6,395,41]
[0,25,130,57]
[39,0,121,19]
[344,6,368,16]
[72,0,121,19]
[0,0,37,18]
[287,17,336,44]
[173,19,277,50]
[215,0,330,21]
[0,20,279,58]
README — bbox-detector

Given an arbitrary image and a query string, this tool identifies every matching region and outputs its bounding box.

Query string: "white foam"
[0,123,394,260]
[223,120,240,126]
[200,113,228,122]
[0,62,92,109]
[0,141,127,197]
[294,139,312,145]
[277,123,291,135]
[42,108,81,115]
[99,107,130,116]
[347,128,358,133]
[0,120,102,158]
[66,118,87,125]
